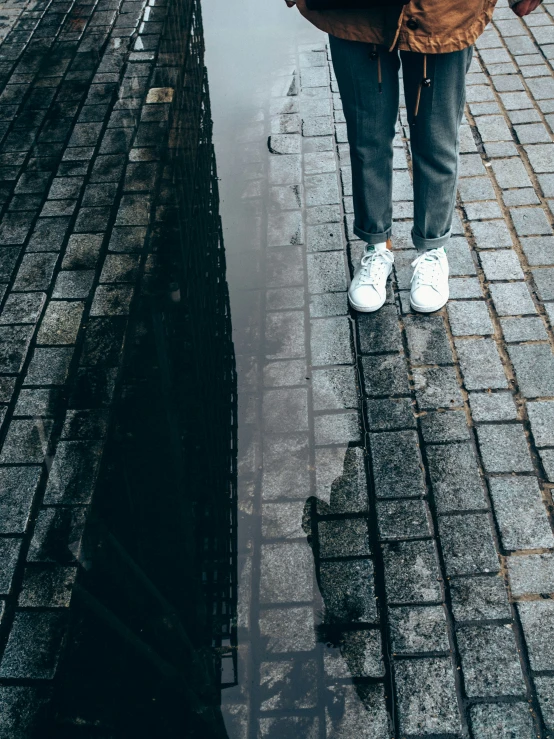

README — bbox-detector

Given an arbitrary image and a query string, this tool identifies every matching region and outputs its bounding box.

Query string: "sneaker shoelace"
[411,249,445,290]
[358,249,394,287]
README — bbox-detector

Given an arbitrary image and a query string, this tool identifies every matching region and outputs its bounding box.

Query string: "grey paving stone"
[0,686,52,738]
[539,448,554,482]
[13,253,58,291]
[304,172,339,207]
[306,204,341,225]
[449,277,484,299]
[531,267,554,300]
[439,513,498,575]
[60,409,109,442]
[383,539,441,603]
[413,366,464,409]
[527,400,554,446]
[263,359,306,388]
[480,250,525,280]
[377,499,430,540]
[324,683,388,738]
[14,388,61,418]
[323,630,384,678]
[491,158,532,189]
[465,201,503,220]
[266,247,303,288]
[262,434,310,500]
[490,476,554,550]
[427,443,486,513]
[490,281,537,316]
[508,344,554,397]
[362,354,409,397]
[311,316,352,365]
[269,155,302,186]
[263,388,309,433]
[477,423,533,472]
[456,338,507,390]
[52,270,95,299]
[518,600,554,671]
[43,441,103,505]
[535,676,554,737]
[502,188,540,207]
[0,612,67,679]
[520,236,554,266]
[471,219,514,249]
[511,207,553,237]
[538,173,554,198]
[389,605,449,654]
[258,715,318,738]
[457,623,525,697]
[403,314,453,365]
[0,538,21,595]
[90,283,134,317]
[18,566,76,608]
[0,419,53,464]
[306,223,342,252]
[507,552,554,596]
[500,316,548,342]
[313,446,368,513]
[24,347,73,386]
[0,292,45,325]
[319,558,377,622]
[370,430,426,499]
[524,143,554,174]
[267,211,303,247]
[469,391,518,421]
[259,657,316,710]
[262,500,307,540]
[309,292,348,317]
[0,466,41,535]
[259,542,313,603]
[450,574,510,622]
[0,246,22,281]
[0,326,32,374]
[357,305,403,355]
[307,251,346,293]
[420,410,470,443]
[265,311,305,360]
[314,412,360,445]
[367,397,415,431]
[312,366,358,411]
[36,301,84,345]
[395,658,461,735]
[472,115,512,143]
[318,518,370,558]
[448,301,494,336]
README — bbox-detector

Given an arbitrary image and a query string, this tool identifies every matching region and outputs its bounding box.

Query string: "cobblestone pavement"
[222,0,554,737]
[1,0,554,732]
[0,0,214,730]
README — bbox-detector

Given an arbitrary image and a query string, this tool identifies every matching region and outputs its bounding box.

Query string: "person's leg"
[401,46,474,251]
[329,35,400,245]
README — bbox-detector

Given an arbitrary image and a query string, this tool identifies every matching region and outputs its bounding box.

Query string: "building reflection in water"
[40,1,237,736]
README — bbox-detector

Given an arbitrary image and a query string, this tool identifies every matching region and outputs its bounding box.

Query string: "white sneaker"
[410,247,449,313]
[348,242,394,313]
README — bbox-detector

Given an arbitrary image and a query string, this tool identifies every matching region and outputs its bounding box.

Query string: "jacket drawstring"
[414,53,431,120]
[369,44,382,94]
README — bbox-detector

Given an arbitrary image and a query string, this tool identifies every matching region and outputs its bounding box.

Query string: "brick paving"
[223,0,554,737]
[0,0,214,731]
[0,0,554,733]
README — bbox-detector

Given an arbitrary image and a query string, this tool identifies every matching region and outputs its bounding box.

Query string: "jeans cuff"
[354,224,392,245]
[412,228,452,251]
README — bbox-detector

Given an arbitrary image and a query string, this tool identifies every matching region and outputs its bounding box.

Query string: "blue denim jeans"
[329,35,473,251]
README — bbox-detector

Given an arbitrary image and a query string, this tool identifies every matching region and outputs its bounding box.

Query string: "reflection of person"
[286,0,541,314]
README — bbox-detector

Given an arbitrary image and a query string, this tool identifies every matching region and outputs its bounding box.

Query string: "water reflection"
[37,0,237,735]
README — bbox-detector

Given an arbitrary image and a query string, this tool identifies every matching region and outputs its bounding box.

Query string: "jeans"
[328,35,474,251]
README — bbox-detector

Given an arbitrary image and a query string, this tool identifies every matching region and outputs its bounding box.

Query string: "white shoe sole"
[410,294,449,313]
[348,293,387,313]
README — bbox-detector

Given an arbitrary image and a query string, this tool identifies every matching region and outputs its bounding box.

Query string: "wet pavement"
[1,0,554,735]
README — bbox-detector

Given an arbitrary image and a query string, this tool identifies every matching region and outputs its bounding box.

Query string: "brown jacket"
[296,0,499,54]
